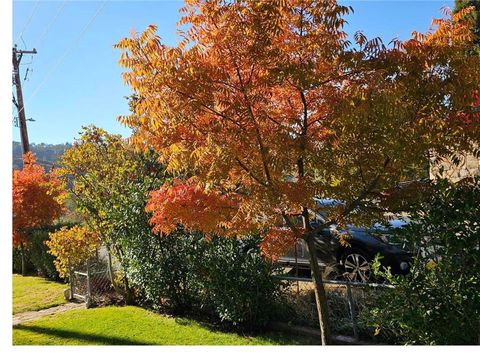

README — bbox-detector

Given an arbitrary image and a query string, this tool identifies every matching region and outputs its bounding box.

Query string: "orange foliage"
[146,178,240,236]
[116,1,480,259]
[260,227,298,261]
[12,152,66,248]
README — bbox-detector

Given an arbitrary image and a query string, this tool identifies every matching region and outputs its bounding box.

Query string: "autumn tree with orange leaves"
[13,152,66,275]
[116,0,480,344]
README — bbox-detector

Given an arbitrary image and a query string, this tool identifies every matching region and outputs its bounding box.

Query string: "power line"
[16,1,68,88]
[19,55,33,66]
[15,1,41,45]
[20,1,107,114]
[34,0,69,48]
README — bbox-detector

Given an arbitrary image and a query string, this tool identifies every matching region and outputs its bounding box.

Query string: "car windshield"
[313,198,344,223]
[313,197,411,245]
[370,218,409,233]
[367,218,410,247]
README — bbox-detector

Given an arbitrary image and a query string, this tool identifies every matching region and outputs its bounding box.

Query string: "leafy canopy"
[454,0,480,49]
[57,125,165,287]
[58,126,143,243]
[116,0,480,258]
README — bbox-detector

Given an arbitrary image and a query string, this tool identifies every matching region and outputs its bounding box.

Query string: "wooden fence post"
[69,266,74,301]
[346,281,359,341]
[86,259,92,308]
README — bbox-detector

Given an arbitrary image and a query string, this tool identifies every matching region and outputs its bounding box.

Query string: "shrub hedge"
[125,229,283,330]
[362,177,480,344]
[13,222,77,280]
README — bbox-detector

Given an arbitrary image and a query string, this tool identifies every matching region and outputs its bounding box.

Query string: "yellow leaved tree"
[47,225,99,278]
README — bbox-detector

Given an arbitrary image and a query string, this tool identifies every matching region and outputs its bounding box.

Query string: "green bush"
[362,177,480,345]
[12,223,77,279]
[100,155,283,328]
[27,226,61,280]
[12,249,34,274]
[201,235,283,330]
[126,228,206,313]
[123,223,283,328]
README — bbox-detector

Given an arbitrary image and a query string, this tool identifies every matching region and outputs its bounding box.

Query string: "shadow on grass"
[13,324,154,345]
[172,315,320,345]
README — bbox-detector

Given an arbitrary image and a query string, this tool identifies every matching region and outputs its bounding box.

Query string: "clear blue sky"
[12,0,453,145]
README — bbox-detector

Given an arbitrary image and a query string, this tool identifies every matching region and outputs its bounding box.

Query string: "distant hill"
[13,141,71,170]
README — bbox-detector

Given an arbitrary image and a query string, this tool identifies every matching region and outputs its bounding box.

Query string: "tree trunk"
[20,243,26,276]
[105,246,122,295]
[106,246,115,285]
[123,274,135,305]
[305,235,331,345]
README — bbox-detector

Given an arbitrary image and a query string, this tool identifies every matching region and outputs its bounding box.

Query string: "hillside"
[13,141,71,170]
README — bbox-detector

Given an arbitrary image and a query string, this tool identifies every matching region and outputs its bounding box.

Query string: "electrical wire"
[15,1,41,46]
[19,55,33,66]
[19,1,108,115]
[16,1,68,86]
[34,0,69,48]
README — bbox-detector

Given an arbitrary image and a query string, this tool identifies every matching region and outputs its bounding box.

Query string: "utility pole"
[12,45,37,156]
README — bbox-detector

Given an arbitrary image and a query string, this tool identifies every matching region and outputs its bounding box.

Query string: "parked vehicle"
[278,200,412,282]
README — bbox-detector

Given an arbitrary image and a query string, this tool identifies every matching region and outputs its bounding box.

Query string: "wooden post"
[12,46,37,157]
[86,259,92,308]
[346,281,359,341]
[69,266,74,301]
[294,242,299,296]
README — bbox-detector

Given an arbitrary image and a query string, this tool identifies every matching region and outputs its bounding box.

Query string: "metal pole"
[346,281,359,341]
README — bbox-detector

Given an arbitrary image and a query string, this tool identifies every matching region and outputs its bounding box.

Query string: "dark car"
[278,201,412,282]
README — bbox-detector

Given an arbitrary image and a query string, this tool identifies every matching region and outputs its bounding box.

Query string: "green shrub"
[124,226,283,329]
[201,235,283,330]
[104,161,283,328]
[27,226,61,280]
[12,223,77,279]
[12,249,34,274]
[362,177,480,345]
[126,228,206,313]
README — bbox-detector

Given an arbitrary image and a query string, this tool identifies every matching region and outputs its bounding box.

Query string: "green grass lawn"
[13,274,67,314]
[13,305,320,345]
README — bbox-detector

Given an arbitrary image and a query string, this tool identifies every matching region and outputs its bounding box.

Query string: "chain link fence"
[64,247,391,341]
[278,275,393,341]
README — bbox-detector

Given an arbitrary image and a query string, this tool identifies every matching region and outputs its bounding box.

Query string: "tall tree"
[116,0,480,344]
[58,125,164,304]
[13,152,66,275]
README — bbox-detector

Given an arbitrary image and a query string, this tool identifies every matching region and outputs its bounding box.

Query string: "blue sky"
[12,0,453,145]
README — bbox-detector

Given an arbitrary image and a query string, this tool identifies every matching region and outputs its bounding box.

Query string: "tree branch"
[235,157,268,187]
